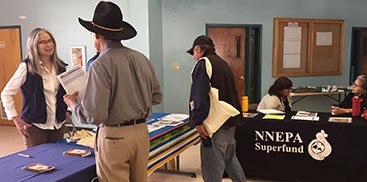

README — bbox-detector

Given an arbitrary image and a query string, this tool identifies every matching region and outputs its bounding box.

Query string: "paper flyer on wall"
[57,65,86,103]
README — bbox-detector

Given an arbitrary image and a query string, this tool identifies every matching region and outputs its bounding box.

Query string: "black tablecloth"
[235,111,367,182]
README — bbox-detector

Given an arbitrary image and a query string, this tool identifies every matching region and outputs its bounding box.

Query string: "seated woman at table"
[257,76,293,111]
[331,75,367,115]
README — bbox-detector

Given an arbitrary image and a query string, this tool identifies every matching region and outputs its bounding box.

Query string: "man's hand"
[13,116,31,137]
[196,125,209,139]
[63,91,79,107]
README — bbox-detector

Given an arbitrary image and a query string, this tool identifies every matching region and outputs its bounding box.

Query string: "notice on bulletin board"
[283,40,301,55]
[283,54,301,68]
[284,27,301,41]
[283,26,301,68]
[316,32,332,46]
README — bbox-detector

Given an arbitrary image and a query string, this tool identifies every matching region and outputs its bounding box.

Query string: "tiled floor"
[0,125,273,182]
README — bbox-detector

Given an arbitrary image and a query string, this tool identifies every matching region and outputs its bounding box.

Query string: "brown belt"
[106,118,146,127]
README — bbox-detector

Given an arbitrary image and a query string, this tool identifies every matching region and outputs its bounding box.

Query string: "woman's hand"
[13,116,31,137]
[66,111,71,120]
[331,107,350,115]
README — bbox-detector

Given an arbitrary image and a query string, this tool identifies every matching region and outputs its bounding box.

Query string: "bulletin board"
[272,18,344,77]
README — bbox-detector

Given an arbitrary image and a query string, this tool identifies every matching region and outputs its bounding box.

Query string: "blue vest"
[20,60,67,124]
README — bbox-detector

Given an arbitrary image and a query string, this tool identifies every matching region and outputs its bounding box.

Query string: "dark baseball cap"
[186,35,215,55]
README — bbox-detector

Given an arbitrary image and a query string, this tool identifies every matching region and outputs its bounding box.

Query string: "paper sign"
[283,54,301,68]
[284,27,301,41]
[316,32,332,46]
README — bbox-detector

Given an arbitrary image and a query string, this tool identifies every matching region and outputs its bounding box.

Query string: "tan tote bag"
[194,57,240,137]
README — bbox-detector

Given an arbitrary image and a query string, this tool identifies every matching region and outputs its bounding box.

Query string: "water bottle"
[363,108,367,120]
[241,96,248,112]
[352,96,363,117]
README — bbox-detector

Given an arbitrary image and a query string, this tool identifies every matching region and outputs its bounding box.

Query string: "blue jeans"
[200,127,246,182]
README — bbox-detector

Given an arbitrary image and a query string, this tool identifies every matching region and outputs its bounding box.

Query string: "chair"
[248,103,259,111]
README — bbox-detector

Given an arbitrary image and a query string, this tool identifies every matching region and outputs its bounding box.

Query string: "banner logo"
[254,130,304,154]
[308,130,332,161]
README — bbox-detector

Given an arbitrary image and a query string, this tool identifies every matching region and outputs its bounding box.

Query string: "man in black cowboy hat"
[64,1,162,182]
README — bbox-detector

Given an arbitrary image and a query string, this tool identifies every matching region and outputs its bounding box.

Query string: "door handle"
[240,76,245,80]
[236,36,241,58]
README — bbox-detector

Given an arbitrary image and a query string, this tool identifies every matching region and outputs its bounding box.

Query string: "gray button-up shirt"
[72,41,162,125]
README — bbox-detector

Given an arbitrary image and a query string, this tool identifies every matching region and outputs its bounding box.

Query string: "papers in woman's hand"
[57,65,86,103]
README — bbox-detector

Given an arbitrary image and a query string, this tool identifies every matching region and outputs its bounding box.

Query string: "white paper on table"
[257,109,285,114]
[57,65,86,103]
[155,120,183,127]
[147,124,166,133]
[160,113,189,122]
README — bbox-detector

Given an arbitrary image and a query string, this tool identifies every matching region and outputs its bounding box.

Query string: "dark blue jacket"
[189,50,242,128]
[21,60,67,124]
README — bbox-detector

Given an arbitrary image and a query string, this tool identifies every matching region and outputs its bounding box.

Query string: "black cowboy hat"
[78,1,136,40]
[186,35,215,55]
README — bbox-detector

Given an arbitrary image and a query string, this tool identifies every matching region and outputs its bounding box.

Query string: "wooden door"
[0,26,22,126]
[208,28,246,100]
[359,31,367,75]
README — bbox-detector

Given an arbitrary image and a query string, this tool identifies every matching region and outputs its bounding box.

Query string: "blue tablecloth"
[147,113,199,174]
[0,113,198,181]
[0,143,96,182]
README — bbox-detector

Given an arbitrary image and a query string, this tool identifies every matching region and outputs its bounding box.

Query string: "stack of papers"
[147,124,166,133]
[147,113,189,133]
[63,148,92,158]
[328,117,352,123]
[291,111,319,121]
[160,114,189,122]
[243,113,259,118]
[22,163,55,173]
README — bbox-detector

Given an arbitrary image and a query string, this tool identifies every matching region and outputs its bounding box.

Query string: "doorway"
[206,24,262,104]
[0,26,22,126]
[350,27,367,83]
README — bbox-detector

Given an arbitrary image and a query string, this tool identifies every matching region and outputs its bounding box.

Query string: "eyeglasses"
[353,82,362,88]
[38,39,53,45]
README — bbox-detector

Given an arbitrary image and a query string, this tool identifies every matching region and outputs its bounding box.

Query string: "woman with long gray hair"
[1,28,70,148]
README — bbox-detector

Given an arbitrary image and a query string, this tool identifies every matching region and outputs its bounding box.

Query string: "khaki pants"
[95,123,149,182]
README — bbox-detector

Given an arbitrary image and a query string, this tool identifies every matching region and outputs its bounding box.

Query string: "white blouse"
[1,62,65,130]
[257,94,292,111]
